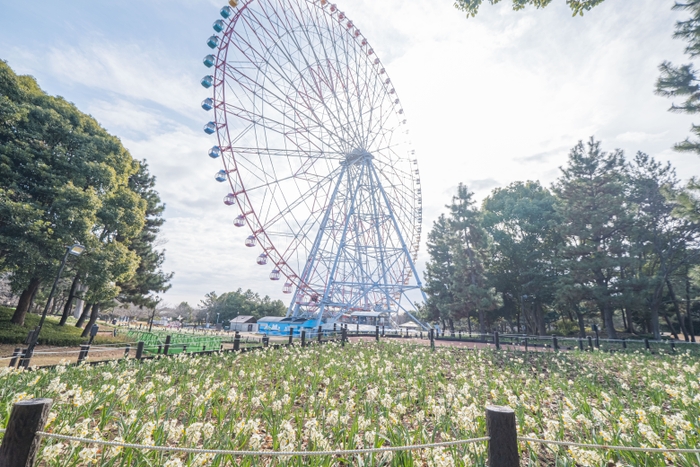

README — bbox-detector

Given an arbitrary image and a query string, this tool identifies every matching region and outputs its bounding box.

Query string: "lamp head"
[68,244,86,256]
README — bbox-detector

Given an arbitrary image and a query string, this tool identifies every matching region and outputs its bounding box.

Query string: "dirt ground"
[0,335,557,369]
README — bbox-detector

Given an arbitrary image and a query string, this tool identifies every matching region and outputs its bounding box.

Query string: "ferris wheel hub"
[344,148,373,166]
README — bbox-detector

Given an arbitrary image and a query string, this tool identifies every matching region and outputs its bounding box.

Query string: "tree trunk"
[466,310,472,335]
[662,310,679,340]
[599,301,617,339]
[535,302,546,336]
[75,302,92,328]
[666,279,689,341]
[81,303,100,337]
[575,308,586,338]
[11,278,41,325]
[624,306,635,334]
[686,271,696,343]
[650,288,662,340]
[59,274,80,326]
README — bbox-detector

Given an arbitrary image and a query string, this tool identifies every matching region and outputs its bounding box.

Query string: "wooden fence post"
[622,339,627,350]
[289,327,294,345]
[233,332,241,351]
[587,336,593,350]
[163,335,172,355]
[77,344,90,364]
[301,330,306,348]
[578,338,584,351]
[317,326,322,344]
[8,348,21,368]
[375,326,380,342]
[486,405,519,467]
[644,338,650,351]
[0,398,53,467]
[341,326,346,347]
[552,335,558,351]
[494,331,500,350]
[123,344,131,358]
[135,341,145,360]
[524,337,528,352]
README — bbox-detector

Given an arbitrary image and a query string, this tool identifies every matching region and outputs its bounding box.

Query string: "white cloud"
[616,131,668,143]
[46,41,204,117]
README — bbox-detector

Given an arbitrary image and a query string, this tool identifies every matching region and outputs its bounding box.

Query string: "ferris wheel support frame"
[287,154,429,331]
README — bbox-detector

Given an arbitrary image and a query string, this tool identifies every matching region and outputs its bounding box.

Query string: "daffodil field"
[1,341,699,467]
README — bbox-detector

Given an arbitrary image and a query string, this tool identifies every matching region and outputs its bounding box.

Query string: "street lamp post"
[21,244,85,368]
[216,313,220,325]
[148,295,161,333]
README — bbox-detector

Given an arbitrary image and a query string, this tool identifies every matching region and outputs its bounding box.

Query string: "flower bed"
[0,341,698,466]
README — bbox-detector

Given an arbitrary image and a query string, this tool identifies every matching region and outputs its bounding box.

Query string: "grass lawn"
[0,306,129,346]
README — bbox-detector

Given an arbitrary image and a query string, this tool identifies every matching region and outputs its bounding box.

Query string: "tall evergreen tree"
[422,215,455,328]
[0,61,141,325]
[656,1,700,155]
[553,138,631,338]
[482,181,561,335]
[627,152,700,339]
[447,184,497,333]
[116,160,173,309]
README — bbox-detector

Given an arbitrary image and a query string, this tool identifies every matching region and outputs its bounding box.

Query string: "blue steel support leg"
[318,162,366,317]
[368,162,430,330]
[286,164,348,319]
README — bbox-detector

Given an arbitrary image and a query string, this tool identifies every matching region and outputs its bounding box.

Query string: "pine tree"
[447,184,497,334]
[553,138,631,339]
[423,215,456,328]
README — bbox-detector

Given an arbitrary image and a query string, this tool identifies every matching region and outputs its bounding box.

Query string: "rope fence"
[518,437,700,454]
[31,432,490,457]
[2,425,699,458]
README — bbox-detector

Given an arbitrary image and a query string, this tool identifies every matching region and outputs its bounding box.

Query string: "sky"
[1,0,699,308]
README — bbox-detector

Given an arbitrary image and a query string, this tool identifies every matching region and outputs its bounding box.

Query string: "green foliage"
[424,138,700,341]
[197,288,286,325]
[482,181,561,334]
[116,161,173,309]
[0,60,170,325]
[553,138,631,339]
[454,0,605,18]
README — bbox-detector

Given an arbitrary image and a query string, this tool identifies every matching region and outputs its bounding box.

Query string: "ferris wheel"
[201,0,428,329]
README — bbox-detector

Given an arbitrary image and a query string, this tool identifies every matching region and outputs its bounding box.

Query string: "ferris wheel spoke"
[308,6,368,147]
[236,8,354,151]
[258,5,358,152]
[222,97,345,155]
[258,166,342,232]
[226,33,352,152]
[279,2,365,149]
[230,146,342,160]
